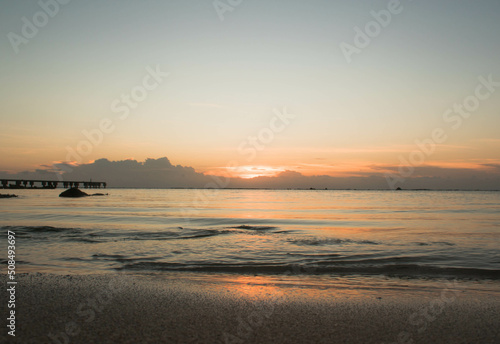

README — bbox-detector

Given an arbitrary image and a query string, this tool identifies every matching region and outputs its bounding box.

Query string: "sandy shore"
[1,273,499,344]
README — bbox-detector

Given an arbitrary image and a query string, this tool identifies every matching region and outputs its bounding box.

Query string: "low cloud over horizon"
[1,157,499,190]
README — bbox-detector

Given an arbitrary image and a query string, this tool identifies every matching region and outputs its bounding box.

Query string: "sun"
[229,166,284,179]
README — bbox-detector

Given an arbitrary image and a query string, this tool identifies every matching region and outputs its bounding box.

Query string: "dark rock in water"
[59,188,89,198]
[0,194,18,198]
[396,187,402,191]
[90,193,108,196]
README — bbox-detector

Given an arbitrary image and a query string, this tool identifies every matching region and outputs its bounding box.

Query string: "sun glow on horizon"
[226,165,285,179]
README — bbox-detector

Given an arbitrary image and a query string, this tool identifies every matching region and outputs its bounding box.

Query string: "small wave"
[0,259,29,265]
[2,225,84,240]
[128,229,229,241]
[433,241,456,246]
[117,261,500,280]
[2,225,286,244]
[61,230,225,243]
[1,226,233,244]
[118,261,289,274]
[64,237,103,243]
[288,237,380,246]
[2,225,79,233]
[92,254,126,259]
[229,225,278,231]
[414,241,456,247]
[28,226,72,233]
[63,255,162,264]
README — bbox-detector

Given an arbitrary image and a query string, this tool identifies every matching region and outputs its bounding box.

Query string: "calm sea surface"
[1,189,499,280]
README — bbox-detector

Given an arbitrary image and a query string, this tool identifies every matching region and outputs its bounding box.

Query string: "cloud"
[482,163,500,171]
[56,158,211,188]
[1,157,499,190]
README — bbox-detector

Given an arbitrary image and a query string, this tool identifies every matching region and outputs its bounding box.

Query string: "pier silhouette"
[0,179,106,189]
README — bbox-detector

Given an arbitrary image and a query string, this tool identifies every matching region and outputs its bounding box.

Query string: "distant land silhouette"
[0,194,18,198]
[1,157,499,190]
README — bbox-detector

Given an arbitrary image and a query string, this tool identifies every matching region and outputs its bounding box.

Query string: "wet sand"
[1,273,499,343]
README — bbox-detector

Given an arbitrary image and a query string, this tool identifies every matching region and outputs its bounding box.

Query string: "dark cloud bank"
[1,157,499,190]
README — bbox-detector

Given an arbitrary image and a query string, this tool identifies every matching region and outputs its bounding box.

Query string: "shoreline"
[1,272,499,343]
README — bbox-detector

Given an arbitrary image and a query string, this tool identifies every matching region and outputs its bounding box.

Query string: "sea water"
[1,189,499,281]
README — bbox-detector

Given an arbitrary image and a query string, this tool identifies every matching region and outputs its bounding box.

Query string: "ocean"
[1,189,499,281]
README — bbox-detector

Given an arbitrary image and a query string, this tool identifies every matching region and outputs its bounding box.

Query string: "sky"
[1,0,499,189]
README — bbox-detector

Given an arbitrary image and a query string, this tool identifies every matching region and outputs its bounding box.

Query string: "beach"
[2,272,499,344]
[3,0,500,342]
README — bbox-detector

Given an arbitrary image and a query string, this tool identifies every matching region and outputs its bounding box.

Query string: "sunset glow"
[224,166,285,179]
[2,2,500,343]
[0,1,499,190]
